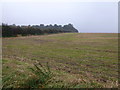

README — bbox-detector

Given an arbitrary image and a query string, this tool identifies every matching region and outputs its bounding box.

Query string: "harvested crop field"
[2,33,118,88]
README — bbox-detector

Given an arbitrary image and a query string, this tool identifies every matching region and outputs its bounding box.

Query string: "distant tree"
[2,23,78,37]
[40,24,44,27]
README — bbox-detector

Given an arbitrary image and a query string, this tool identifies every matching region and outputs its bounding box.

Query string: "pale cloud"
[1,0,119,3]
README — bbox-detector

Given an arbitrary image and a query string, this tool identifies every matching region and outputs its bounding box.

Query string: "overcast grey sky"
[2,1,118,33]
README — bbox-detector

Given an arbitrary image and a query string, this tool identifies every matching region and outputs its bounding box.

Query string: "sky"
[1,0,118,33]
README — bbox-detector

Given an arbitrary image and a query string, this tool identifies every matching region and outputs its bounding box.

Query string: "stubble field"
[2,33,118,88]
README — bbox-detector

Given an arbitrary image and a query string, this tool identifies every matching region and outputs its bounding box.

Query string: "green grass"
[2,33,118,88]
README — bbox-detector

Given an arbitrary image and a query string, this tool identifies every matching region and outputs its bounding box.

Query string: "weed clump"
[2,62,53,88]
[23,62,53,88]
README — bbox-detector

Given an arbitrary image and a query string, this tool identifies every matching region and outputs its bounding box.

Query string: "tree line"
[2,23,78,37]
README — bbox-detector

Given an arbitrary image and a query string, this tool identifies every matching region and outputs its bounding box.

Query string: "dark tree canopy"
[2,23,78,37]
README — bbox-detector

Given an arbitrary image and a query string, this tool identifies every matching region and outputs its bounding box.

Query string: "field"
[2,33,118,88]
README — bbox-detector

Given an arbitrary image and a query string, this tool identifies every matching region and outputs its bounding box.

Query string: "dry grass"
[2,33,118,88]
